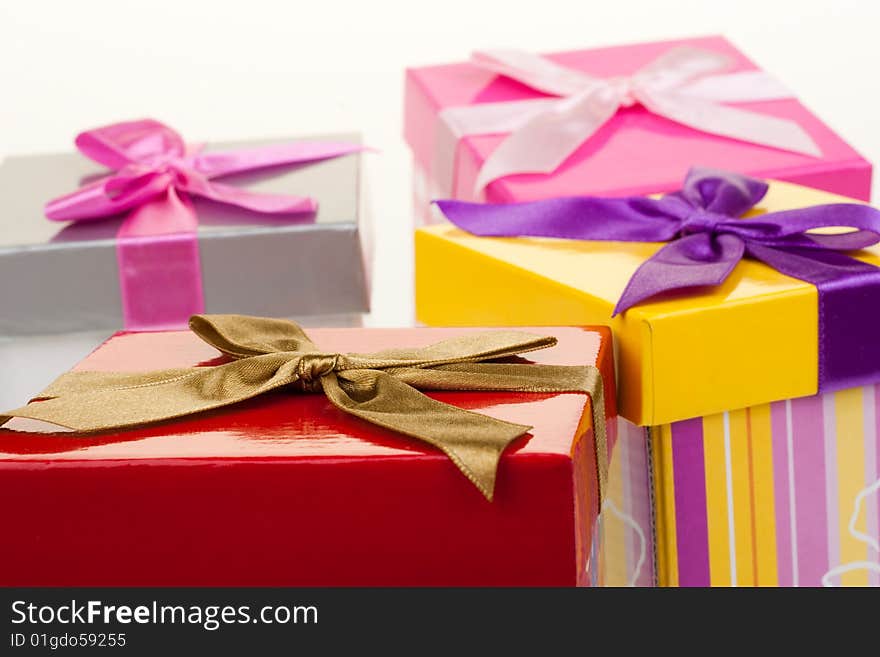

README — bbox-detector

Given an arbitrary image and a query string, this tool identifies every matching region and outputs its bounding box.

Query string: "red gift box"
[0,325,615,586]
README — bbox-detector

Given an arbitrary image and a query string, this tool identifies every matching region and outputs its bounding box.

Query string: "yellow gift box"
[416,182,880,427]
[416,180,880,587]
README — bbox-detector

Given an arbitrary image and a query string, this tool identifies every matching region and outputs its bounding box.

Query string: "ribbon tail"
[0,368,198,430]
[45,171,176,223]
[187,179,318,215]
[36,369,203,400]
[0,354,300,432]
[388,362,609,503]
[386,362,595,393]
[436,195,680,241]
[639,89,822,157]
[325,369,531,500]
[746,241,880,282]
[192,141,366,178]
[614,233,745,315]
[738,204,880,241]
[473,88,620,195]
[797,230,880,251]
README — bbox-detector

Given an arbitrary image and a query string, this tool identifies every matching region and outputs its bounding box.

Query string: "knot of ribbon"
[436,167,880,392]
[605,76,638,108]
[0,315,608,502]
[295,353,342,392]
[678,208,724,237]
[436,47,822,196]
[45,119,365,225]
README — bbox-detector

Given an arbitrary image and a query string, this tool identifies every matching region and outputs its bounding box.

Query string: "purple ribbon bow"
[437,168,880,392]
[44,119,364,330]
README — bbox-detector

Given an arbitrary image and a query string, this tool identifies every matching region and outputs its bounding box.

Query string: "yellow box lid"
[416,181,880,426]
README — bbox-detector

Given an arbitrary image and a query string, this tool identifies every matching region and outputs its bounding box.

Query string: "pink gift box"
[404,35,872,215]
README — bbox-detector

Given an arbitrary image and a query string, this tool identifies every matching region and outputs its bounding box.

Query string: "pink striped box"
[599,390,880,587]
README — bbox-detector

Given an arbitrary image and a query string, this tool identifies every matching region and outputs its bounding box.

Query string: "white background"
[1,0,879,405]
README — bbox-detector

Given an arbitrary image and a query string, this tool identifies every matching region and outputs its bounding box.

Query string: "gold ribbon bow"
[0,315,608,501]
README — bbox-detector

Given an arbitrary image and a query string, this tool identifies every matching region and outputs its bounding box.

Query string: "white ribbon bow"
[433,46,822,197]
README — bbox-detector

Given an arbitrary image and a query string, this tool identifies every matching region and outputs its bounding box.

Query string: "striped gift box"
[601,386,880,587]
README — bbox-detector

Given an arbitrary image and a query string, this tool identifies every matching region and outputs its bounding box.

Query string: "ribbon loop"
[1,315,609,503]
[190,314,320,357]
[74,119,186,169]
[471,49,597,97]
[677,166,769,215]
[635,45,731,89]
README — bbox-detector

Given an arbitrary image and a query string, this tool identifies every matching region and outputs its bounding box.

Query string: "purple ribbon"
[436,168,880,392]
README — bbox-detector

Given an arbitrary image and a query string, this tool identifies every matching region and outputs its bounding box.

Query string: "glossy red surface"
[0,325,615,586]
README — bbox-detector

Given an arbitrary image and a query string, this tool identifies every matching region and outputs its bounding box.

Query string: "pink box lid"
[404,35,872,202]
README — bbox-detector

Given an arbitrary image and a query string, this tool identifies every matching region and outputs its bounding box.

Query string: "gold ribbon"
[0,315,608,501]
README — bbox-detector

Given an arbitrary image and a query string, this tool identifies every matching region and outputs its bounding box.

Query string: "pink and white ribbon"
[434,47,822,197]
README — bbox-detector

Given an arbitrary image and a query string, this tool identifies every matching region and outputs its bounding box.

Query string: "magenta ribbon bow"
[45,119,364,329]
[437,168,880,392]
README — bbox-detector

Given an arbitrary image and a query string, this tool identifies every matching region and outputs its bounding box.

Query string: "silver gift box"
[0,133,371,335]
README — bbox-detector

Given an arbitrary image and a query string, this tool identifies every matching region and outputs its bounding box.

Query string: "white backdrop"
[1,0,879,404]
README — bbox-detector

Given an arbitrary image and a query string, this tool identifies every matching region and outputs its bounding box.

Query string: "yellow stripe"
[748,405,779,586]
[835,388,868,587]
[728,409,756,586]
[652,425,678,587]
[703,413,731,586]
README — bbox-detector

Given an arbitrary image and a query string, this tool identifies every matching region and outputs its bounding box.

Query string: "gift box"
[0,121,371,336]
[416,171,880,586]
[0,318,616,586]
[405,35,871,226]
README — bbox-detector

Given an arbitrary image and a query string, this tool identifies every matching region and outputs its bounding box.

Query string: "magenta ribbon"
[45,119,364,330]
[437,168,880,392]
